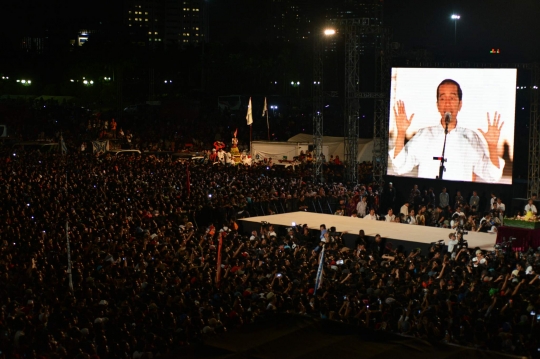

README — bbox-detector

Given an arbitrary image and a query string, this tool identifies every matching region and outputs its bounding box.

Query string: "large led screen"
[387,68,516,184]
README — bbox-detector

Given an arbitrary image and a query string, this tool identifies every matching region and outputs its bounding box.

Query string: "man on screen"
[389,79,505,182]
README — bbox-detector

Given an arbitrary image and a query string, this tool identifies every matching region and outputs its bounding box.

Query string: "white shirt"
[385,214,395,222]
[389,125,504,182]
[400,205,409,217]
[447,239,458,253]
[225,152,233,164]
[525,203,537,214]
[356,201,368,217]
[406,216,417,225]
[364,213,378,220]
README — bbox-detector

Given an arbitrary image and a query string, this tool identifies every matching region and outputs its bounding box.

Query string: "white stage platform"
[240,212,497,251]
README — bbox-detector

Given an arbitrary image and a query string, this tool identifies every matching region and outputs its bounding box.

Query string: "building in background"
[123,0,209,48]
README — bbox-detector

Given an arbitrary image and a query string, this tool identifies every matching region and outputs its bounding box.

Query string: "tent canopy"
[251,134,374,162]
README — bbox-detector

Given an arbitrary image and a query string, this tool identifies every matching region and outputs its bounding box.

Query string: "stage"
[239,212,497,253]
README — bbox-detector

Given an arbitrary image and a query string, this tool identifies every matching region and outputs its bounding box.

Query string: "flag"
[92,140,108,155]
[314,246,325,295]
[234,128,238,138]
[60,133,67,155]
[262,97,268,117]
[215,232,224,285]
[246,97,253,125]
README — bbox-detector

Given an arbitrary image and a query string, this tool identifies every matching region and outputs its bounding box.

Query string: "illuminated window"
[154,32,158,34]
[145,12,148,15]
[195,27,199,30]
[145,18,148,21]
[149,38,152,41]
[128,11,132,14]
[194,8,199,11]
[148,31,152,34]
[129,18,131,21]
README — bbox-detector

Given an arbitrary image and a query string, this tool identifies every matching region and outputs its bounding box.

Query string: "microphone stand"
[433,119,449,180]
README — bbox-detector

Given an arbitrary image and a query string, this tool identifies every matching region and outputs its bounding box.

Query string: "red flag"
[234,128,238,138]
[186,163,190,198]
[215,233,224,285]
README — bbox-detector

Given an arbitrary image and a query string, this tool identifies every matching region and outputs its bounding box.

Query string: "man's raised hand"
[393,100,414,157]
[393,100,414,137]
[479,112,503,149]
[479,112,504,167]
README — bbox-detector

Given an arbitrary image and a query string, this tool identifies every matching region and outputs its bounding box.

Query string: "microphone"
[445,112,451,125]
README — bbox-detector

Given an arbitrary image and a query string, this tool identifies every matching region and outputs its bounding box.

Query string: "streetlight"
[451,14,460,45]
[17,79,31,86]
[324,29,336,36]
[270,105,278,116]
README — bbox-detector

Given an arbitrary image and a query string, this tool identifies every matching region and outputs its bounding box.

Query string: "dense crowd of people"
[1,148,540,359]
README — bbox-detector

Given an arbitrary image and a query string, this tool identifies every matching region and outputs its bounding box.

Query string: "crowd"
[1,148,540,359]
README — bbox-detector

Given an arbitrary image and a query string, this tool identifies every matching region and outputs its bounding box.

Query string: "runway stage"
[239,212,497,253]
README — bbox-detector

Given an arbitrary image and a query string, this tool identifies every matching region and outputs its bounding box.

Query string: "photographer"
[447,233,459,255]
[464,215,477,232]
[477,213,492,233]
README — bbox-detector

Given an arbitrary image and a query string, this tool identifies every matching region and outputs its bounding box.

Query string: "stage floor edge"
[239,212,497,253]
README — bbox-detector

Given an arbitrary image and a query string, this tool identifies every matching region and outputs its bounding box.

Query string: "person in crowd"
[416,205,427,226]
[489,191,497,212]
[356,196,368,218]
[439,187,449,209]
[525,198,537,215]
[409,184,421,208]
[364,208,379,220]
[469,191,480,208]
[384,181,397,212]
[494,198,506,222]
[385,208,396,222]
[406,208,417,225]
[0,124,535,358]
[478,212,493,232]
[400,202,410,217]
[454,190,464,210]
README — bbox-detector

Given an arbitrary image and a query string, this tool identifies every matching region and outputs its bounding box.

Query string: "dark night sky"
[209,0,540,61]
[1,0,539,61]
[384,0,540,61]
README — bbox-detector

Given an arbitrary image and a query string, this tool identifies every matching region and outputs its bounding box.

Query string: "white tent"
[251,134,374,162]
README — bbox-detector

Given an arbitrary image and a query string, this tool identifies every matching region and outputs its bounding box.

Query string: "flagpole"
[247,96,253,157]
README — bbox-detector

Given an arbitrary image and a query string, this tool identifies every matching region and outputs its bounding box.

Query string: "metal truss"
[325,19,389,184]
[372,28,391,189]
[528,63,540,198]
[313,34,324,183]
[343,21,361,184]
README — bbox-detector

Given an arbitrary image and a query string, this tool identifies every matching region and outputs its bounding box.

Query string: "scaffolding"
[313,33,324,183]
